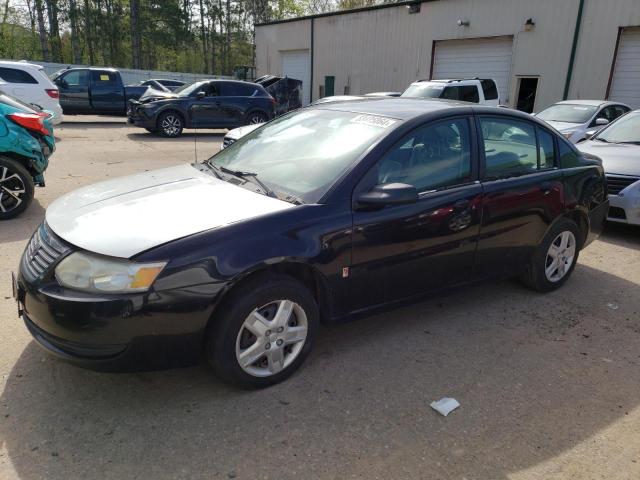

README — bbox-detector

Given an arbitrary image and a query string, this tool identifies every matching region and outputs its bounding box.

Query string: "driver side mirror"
[196,91,206,99]
[595,118,609,126]
[356,183,418,209]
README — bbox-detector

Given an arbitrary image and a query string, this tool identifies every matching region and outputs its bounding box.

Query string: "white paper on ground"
[430,397,460,416]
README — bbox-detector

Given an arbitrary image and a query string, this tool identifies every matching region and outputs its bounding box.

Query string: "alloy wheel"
[249,114,265,124]
[0,166,26,215]
[545,231,576,282]
[161,115,181,135]
[235,299,308,377]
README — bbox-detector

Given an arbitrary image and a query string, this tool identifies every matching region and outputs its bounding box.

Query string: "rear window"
[481,79,498,100]
[0,67,38,84]
[220,83,260,97]
[441,85,479,103]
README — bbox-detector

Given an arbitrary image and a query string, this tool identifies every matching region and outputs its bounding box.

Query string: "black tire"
[157,111,184,138]
[521,218,581,292]
[205,273,319,388]
[246,111,268,126]
[0,156,34,220]
[144,127,157,134]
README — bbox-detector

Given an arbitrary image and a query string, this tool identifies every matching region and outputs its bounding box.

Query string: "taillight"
[270,96,277,105]
[7,112,50,136]
[45,89,59,99]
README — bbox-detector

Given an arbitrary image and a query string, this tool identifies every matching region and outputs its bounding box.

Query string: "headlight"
[55,252,166,293]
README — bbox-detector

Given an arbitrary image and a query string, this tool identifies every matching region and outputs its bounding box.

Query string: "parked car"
[14,98,607,387]
[0,90,55,219]
[535,100,630,143]
[384,78,501,106]
[127,79,276,137]
[254,75,302,115]
[0,60,63,124]
[220,95,367,149]
[139,79,185,91]
[50,67,150,115]
[576,109,640,225]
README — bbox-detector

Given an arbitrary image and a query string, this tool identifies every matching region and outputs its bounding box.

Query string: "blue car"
[0,90,55,219]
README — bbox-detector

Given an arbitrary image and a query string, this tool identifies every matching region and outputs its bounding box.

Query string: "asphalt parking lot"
[1,117,640,480]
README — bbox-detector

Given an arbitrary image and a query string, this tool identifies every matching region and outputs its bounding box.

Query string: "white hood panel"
[46,164,293,258]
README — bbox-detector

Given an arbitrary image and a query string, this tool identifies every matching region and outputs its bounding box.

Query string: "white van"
[0,61,63,124]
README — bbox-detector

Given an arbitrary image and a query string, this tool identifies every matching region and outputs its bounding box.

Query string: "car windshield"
[401,83,446,99]
[175,81,206,97]
[595,112,640,144]
[536,104,598,123]
[208,109,397,203]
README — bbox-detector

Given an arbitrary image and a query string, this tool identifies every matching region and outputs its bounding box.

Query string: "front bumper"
[14,226,215,370]
[126,105,157,129]
[607,184,640,226]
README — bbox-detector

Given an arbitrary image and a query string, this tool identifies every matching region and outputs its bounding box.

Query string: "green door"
[324,76,335,97]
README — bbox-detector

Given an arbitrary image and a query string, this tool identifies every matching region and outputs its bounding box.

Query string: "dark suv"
[127,79,276,137]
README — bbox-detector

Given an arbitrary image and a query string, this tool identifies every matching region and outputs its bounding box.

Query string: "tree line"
[0,0,397,75]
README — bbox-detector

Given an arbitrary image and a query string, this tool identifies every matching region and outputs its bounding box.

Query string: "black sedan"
[15,98,608,388]
[127,79,276,137]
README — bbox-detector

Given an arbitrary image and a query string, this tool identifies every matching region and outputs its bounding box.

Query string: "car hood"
[541,120,581,132]
[577,140,640,176]
[226,123,263,140]
[46,164,294,258]
[138,89,178,103]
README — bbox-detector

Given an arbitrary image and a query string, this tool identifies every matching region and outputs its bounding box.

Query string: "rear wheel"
[521,218,580,292]
[205,273,319,388]
[157,111,184,137]
[246,111,267,125]
[0,157,34,220]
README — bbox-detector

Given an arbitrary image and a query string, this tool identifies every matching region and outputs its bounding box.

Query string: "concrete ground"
[1,116,640,480]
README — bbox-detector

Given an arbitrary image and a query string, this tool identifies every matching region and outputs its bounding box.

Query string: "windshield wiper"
[201,162,224,179]
[593,137,609,143]
[219,166,277,198]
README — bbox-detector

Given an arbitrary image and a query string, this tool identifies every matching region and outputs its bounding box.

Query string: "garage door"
[609,28,640,109]
[281,50,311,106]
[432,37,514,104]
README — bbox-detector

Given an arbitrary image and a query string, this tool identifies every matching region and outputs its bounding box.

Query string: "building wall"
[255,19,311,77]
[256,0,640,111]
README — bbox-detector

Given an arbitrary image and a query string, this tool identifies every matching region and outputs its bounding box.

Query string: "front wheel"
[0,157,35,220]
[206,273,319,388]
[157,111,184,137]
[521,218,580,292]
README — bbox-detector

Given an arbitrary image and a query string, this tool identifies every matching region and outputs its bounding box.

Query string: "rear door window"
[480,117,540,178]
[220,83,256,97]
[91,70,118,86]
[0,67,38,84]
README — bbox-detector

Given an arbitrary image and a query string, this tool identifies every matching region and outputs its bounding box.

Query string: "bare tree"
[34,0,50,61]
[44,0,62,61]
[129,0,142,68]
[69,0,82,63]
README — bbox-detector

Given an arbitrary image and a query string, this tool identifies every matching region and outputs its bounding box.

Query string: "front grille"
[21,223,72,280]
[606,175,640,196]
[222,137,236,149]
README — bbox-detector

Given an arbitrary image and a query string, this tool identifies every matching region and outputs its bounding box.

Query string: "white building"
[255,0,640,111]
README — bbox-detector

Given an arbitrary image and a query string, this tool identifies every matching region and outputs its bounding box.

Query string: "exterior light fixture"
[524,18,536,31]
[406,2,421,14]
[456,19,470,27]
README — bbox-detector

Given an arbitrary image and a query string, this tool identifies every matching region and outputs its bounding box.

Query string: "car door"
[218,82,254,127]
[55,70,90,112]
[189,81,226,127]
[474,116,564,279]
[349,116,483,311]
[89,70,124,113]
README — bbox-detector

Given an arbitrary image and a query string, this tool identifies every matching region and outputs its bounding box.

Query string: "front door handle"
[540,181,553,195]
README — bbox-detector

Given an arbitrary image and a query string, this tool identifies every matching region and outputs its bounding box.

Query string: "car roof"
[555,99,624,107]
[0,60,44,70]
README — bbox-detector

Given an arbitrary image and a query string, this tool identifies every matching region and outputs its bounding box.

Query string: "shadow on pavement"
[2,264,639,479]
[0,200,44,244]
[598,222,640,249]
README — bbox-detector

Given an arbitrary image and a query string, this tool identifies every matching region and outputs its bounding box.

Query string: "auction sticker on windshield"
[351,114,398,129]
